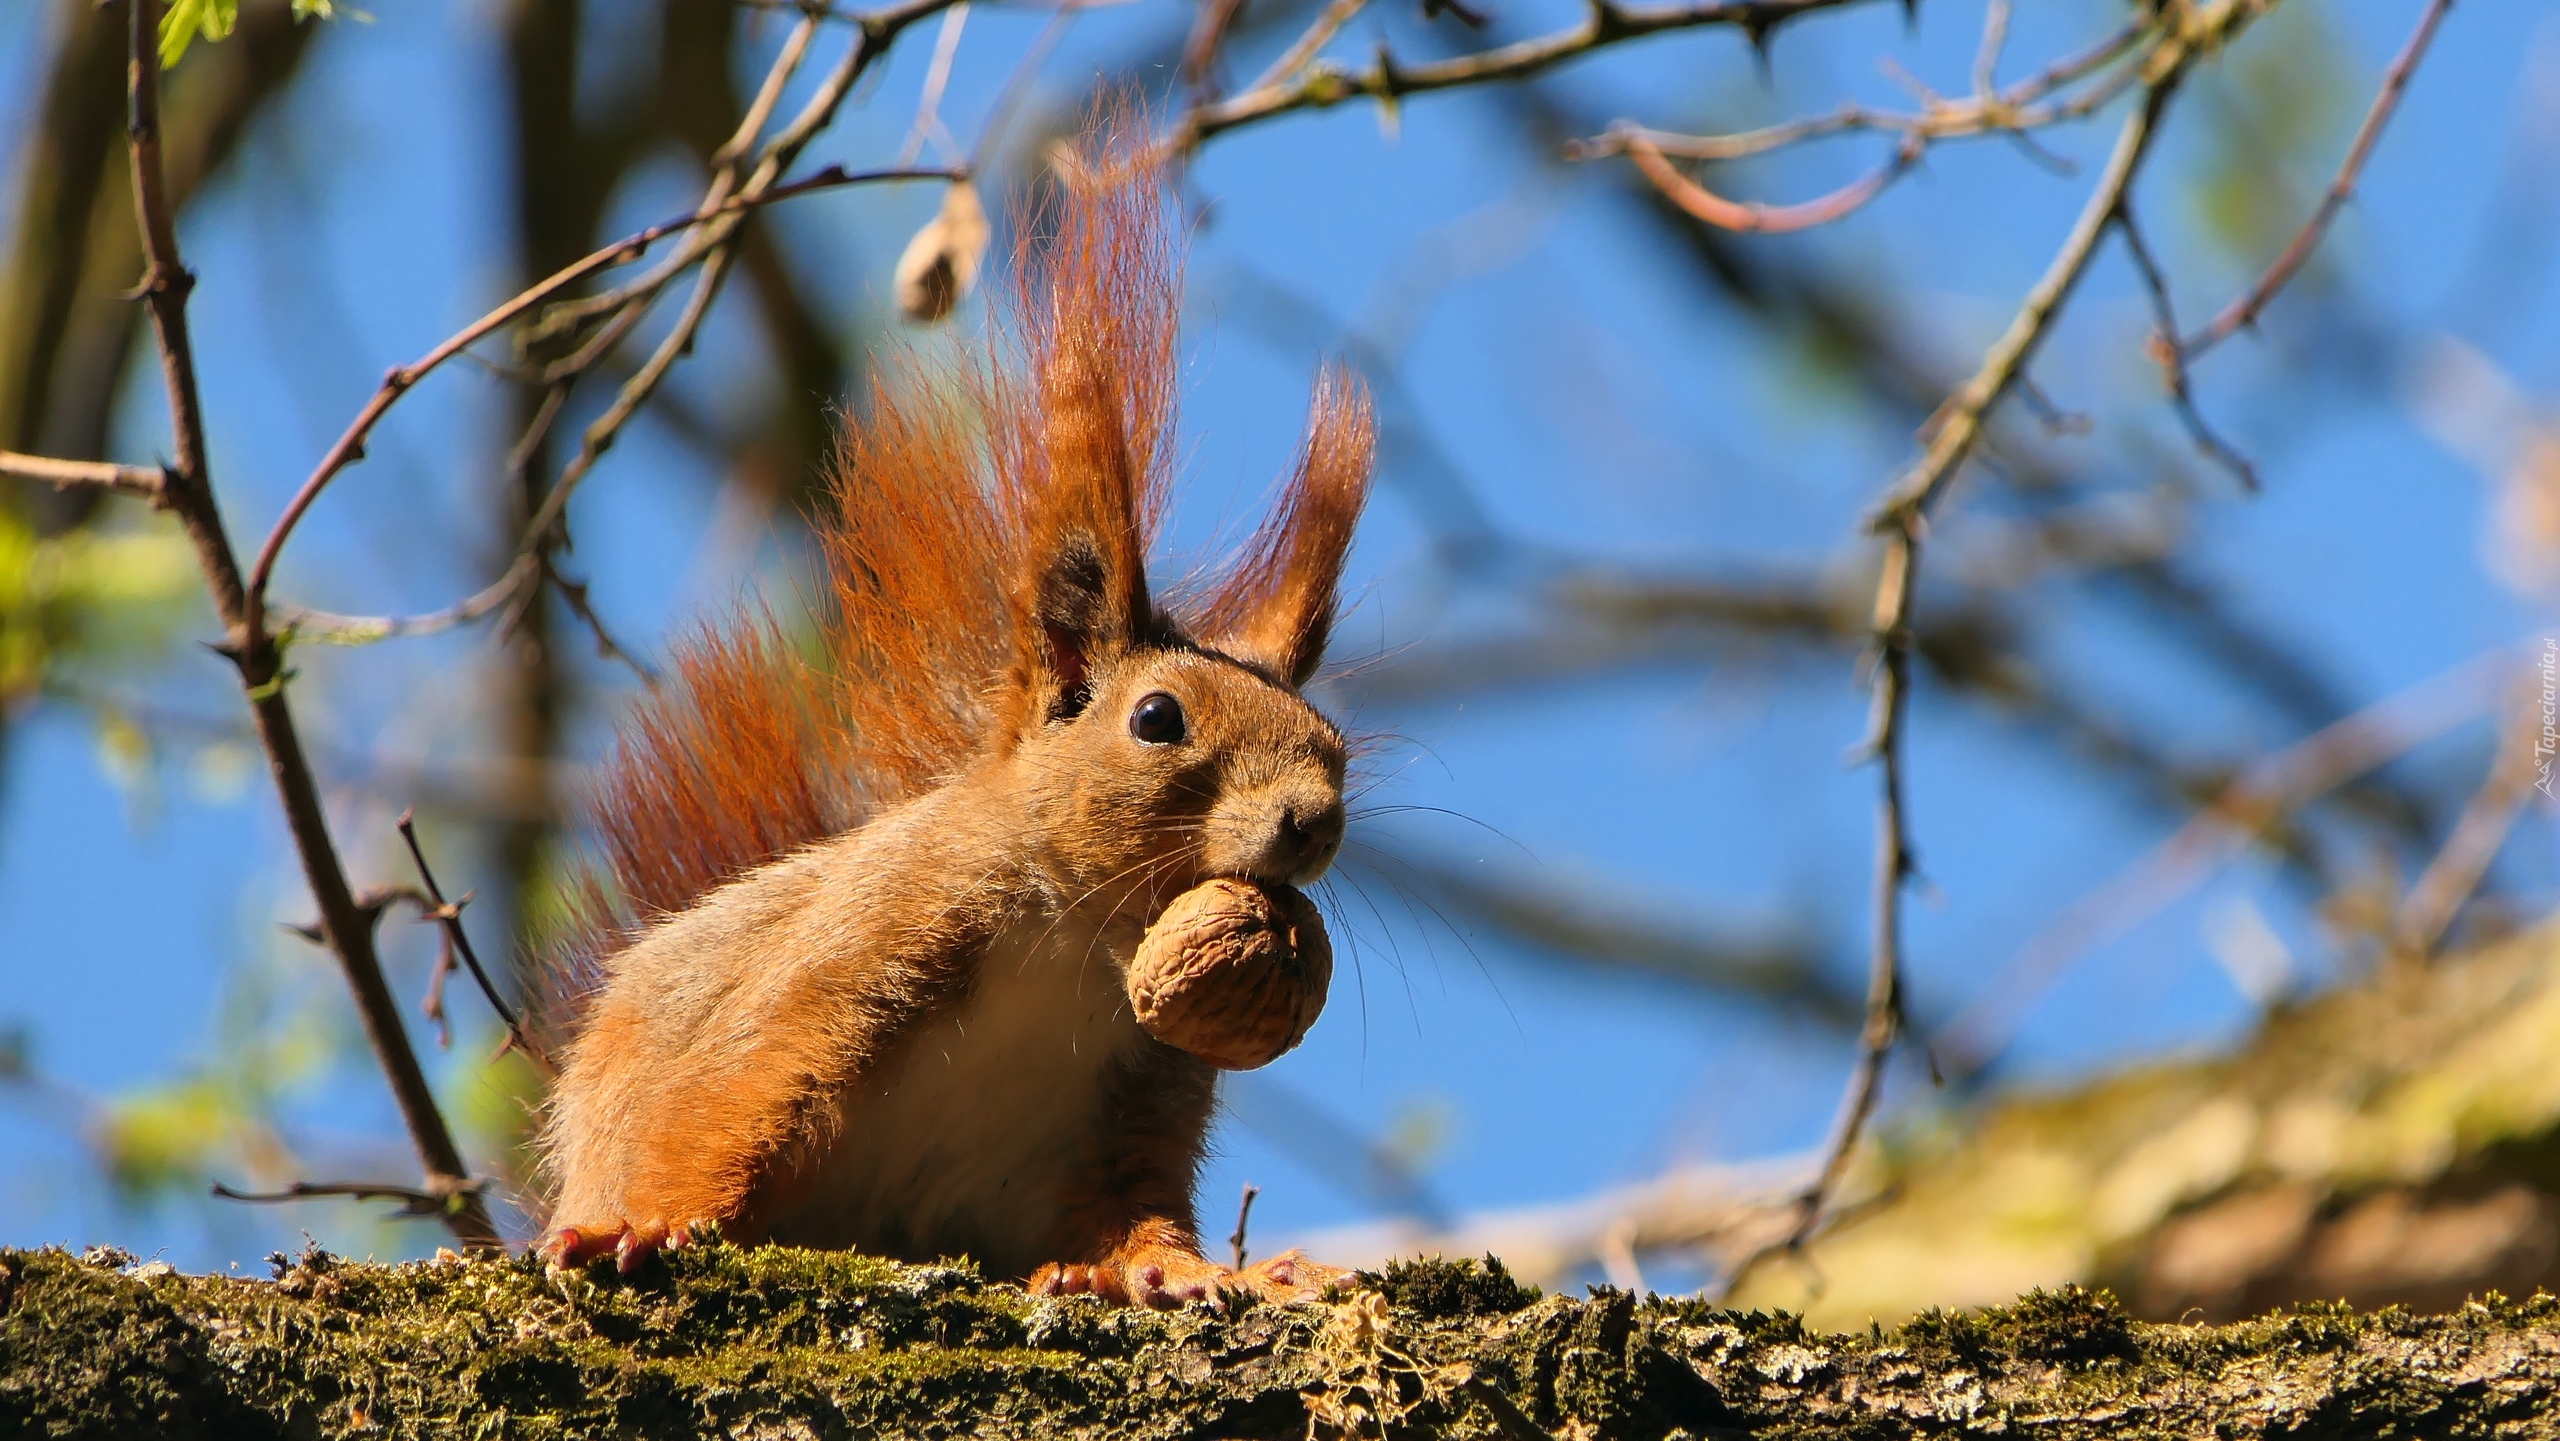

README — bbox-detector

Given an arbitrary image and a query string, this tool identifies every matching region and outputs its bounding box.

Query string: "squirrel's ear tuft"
[1015,337,1154,720]
[1003,106,1173,725]
[1201,366,1376,688]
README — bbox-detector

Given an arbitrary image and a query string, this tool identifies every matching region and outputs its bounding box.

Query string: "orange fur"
[536,110,1373,1304]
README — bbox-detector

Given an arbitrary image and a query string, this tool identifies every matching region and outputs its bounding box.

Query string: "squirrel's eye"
[1129,692,1187,746]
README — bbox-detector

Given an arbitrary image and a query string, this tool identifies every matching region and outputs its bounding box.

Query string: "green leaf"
[157,0,239,69]
[0,511,198,710]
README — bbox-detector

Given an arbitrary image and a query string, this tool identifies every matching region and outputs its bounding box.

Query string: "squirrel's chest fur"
[761,909,1151,1276]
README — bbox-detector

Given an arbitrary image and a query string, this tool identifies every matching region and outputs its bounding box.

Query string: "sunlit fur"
[534,111,1376,1305]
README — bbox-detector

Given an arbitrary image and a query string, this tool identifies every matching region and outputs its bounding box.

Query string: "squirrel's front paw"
[538,1217,706,1274]
[1029,1243,1234,1308]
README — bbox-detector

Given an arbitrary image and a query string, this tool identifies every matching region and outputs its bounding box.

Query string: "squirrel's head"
[1001,341,1372,905]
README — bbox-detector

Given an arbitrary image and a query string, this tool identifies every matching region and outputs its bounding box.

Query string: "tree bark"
[5,1247,2557,1438]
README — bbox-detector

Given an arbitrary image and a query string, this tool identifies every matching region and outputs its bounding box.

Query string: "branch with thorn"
[2181,0,2455,358]
[396,811,556,1077]
[1230,1183,1262,1270]
[1571,8,2156,234]
[1720,4,2271,1291]
[1171,0,1888,150]
[109,0,502,1255]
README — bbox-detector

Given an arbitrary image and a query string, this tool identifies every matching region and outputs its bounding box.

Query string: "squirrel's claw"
[540,1217,703,1272]
[537,1223,618,1269]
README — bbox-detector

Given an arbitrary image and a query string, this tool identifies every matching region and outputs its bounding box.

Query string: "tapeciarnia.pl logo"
[2539,638,2557,800]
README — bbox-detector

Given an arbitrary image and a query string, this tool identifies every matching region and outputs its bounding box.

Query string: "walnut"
[1129,878,1332,1070]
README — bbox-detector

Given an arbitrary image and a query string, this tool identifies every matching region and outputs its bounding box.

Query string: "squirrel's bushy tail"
[534,110,1371,1044]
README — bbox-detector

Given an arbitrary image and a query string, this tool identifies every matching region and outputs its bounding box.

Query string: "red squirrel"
[532,124,1375,1308]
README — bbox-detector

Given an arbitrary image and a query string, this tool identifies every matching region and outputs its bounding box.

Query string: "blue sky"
[2,0,2554,1281]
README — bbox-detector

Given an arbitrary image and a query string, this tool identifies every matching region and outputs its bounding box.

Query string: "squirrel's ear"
[1202,366,1375,689]
[1019,340,1153,719]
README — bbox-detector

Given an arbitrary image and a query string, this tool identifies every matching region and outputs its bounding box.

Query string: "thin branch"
[211,1178,483,1220]
[1933,648,2510,1075]
[270,555,540,647]
[1181,0,1248,105]
[0,450,165,499]
[1729,37,2222,1288]
[1579,8,2158,232]
[396,810,555,1077]
[1755,527,1917,1270]
[1575,18,2150,164]
[509,0,963,572]
[1622,130,1918,232]
[1871,78,2187,530]
[1246,0,1373,99]
[2393,684,2542,957]
[243,161,957,632]
[1969,0,2009,99]
[717,8,827,171]
[1229,1183,1261,1270]
[2182,0,2456,358]
[1176,0,1888,148]
[540,553,656,682]
[117,0,500,1254]
[897,2,971,167]
[2115,201,2258,489]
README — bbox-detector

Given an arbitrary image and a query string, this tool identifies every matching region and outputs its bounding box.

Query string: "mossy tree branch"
[5,1249,2559,1438]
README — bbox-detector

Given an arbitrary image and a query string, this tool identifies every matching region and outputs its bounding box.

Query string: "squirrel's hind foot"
[1027,1245,1351,1309]
[539,1216,708,1274]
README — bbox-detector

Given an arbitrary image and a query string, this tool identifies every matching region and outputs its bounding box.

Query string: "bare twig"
[1583,5,2159,235]
[1728,34,2224,1288]
[1871,77,2188,529]
[1568,11,2153,163]
[211,1178,484,1219]
[1969,0,2009,99]
[1176,0,1889,148]
[118,0,501,1254]
[1247,0,1373,99]
[1623,130,1919,233]
[396,810,555,1077]
[1935,648,2510,1074]
[540,553,656,681]
[2183,0,2456,358]
[1230,1183,1262,1269]
[242,161,956,634]
[270,555,541,647]
[716,9,828,171]
[2393,684,2543,956]
[1746,526,1918,1278]
[2115,202,2258,489]
[1181,0,1248,104]
[0,450,165,499]
[512,0,964,566]
[898,2,971,167]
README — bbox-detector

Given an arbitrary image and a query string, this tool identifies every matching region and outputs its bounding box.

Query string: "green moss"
[1360,1255,1539,1320]
[1979,1285,2136,1366]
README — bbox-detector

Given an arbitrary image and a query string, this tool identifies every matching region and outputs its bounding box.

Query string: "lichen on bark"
[4,1245,2559,1438]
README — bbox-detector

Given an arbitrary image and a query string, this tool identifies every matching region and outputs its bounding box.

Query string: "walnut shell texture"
[1128,878,1332,1070]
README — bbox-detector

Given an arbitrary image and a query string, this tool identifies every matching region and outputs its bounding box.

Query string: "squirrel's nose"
[1272,800,1346,880]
